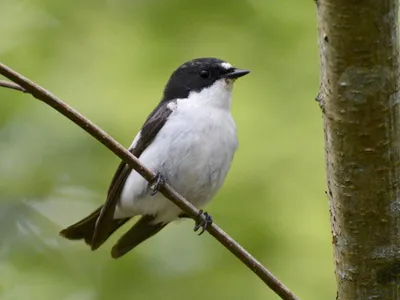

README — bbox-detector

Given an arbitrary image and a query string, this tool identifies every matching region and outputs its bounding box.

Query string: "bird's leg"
[193,209,213,235]
[149,172,165,196]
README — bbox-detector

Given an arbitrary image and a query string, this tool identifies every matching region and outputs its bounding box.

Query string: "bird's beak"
[223,68,250,79]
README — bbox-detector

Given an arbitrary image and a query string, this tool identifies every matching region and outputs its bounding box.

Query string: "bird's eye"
[199,69,210,79]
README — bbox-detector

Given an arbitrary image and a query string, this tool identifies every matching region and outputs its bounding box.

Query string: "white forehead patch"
[221,62,232,70]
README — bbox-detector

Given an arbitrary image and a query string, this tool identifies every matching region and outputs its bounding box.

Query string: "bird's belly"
[165,136,229,205]
[163,109,237,202]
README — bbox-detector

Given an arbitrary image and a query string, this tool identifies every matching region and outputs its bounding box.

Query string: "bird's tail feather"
[111,215,168,259]
[59,205,129,249]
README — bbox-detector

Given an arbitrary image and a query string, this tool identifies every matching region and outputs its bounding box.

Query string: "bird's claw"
[149,172,165,196]
[193,209,213,235]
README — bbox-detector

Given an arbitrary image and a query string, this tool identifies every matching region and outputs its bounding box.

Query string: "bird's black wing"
[90,101,174,250]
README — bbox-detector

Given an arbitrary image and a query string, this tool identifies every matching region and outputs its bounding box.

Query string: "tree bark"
[317,0,400,299]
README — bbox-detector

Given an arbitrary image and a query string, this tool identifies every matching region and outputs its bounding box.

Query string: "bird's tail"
[59,205,129,249]
[111,215,168,258]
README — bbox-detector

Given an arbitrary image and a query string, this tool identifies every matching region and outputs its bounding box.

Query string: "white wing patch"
[128,131,141,150]
[221,62,232,70]
[167,100,177,111]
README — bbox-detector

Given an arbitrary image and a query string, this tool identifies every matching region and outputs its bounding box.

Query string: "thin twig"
[0,62,299,300]
[0,80,27,92]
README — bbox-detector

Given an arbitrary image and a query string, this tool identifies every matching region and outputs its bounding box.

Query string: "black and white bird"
[60,57,250,258]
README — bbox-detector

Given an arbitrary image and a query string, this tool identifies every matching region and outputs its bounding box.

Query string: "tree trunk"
[316,0,400,299]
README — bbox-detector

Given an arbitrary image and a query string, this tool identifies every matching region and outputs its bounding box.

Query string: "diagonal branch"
[0,62,299,300]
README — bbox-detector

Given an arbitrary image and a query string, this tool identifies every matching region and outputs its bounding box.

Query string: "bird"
[60,57,250,258]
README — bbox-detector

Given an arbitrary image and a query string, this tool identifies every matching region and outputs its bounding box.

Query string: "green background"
[0,0,334,299]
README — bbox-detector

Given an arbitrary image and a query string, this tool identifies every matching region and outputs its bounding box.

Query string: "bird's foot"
[149,172,165,196]
[193,209,213,235]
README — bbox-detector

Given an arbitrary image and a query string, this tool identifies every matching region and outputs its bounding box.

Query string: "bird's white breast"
[160,98,238,203]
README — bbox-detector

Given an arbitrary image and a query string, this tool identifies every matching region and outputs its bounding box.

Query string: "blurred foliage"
[0,0,334,299]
